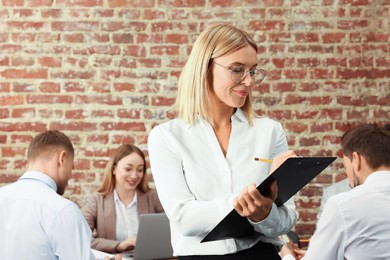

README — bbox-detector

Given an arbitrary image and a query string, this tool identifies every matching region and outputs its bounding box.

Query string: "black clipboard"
[201,156,337,243]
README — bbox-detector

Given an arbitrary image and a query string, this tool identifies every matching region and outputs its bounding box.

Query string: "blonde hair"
[176,23,258,125]
[97,144,149,195]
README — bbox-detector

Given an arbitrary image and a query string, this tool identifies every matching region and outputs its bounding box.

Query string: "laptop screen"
[124,213,174,260]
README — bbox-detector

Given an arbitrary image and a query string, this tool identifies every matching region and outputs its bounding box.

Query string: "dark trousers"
[178,240,281,260]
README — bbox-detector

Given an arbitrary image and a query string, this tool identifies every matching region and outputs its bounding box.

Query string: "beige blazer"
[82,189,164,253]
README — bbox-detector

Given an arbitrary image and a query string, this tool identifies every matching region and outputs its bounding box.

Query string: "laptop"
[122,213,174,260]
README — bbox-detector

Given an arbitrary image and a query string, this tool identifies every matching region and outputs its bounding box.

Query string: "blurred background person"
[82,144,163,254]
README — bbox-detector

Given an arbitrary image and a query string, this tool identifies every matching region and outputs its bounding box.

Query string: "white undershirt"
[114,189,139,241]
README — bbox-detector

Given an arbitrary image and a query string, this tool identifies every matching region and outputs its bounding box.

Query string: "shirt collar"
[364,170,390,185]
[188,108,249,129]
[18,170,57,192]
[231,108,249,124]
[114,189,138,207]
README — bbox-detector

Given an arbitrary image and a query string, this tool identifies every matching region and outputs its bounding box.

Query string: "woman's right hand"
[115,236,136,252]
[269,150,297,174]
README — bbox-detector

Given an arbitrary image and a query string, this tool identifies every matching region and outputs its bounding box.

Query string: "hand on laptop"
[115,236,136,252]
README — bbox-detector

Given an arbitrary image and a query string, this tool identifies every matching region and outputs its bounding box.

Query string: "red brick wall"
[0,0,389,240]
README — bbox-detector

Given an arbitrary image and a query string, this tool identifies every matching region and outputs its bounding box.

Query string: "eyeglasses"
[213,62,266,84]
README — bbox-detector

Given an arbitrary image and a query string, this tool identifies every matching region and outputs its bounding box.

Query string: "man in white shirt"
[0,130,96,260]
[281,124,390,260]
[316,178,350,221]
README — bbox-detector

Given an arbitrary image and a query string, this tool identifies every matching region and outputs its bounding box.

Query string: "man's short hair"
[341,124,390,169]
[27,130,74,161]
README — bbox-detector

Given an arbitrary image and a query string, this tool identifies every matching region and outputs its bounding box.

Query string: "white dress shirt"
[284,170,390,260]
[148,108,297,256]
[316,178,350,221]
[0,171,95,260]
[114,189,139,241]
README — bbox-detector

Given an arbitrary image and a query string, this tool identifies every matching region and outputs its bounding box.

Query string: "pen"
[254,157,273,163]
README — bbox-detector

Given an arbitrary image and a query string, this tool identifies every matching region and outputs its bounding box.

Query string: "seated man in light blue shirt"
[0,130,98,260]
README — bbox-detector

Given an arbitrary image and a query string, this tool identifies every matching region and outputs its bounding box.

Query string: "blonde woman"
[148,23,297,259]
[82,144,163,254]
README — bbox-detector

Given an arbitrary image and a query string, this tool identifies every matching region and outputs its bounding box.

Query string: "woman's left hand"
[234,150,298,222]
[233,181,277,222]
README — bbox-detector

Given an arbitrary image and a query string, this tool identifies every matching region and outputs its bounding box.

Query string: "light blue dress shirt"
[148,108,297,256]
[0,171,95,260]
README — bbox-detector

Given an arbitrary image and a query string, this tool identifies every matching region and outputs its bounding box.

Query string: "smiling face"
[113,152,145,192]
[210,45,258,110]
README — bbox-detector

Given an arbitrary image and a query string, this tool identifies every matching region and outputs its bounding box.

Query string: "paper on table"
[91,249,133,260]
[91,248,114,259]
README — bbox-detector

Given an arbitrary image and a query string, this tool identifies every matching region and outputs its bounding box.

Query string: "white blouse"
[148,108,296,256]
[114,190,139,241]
